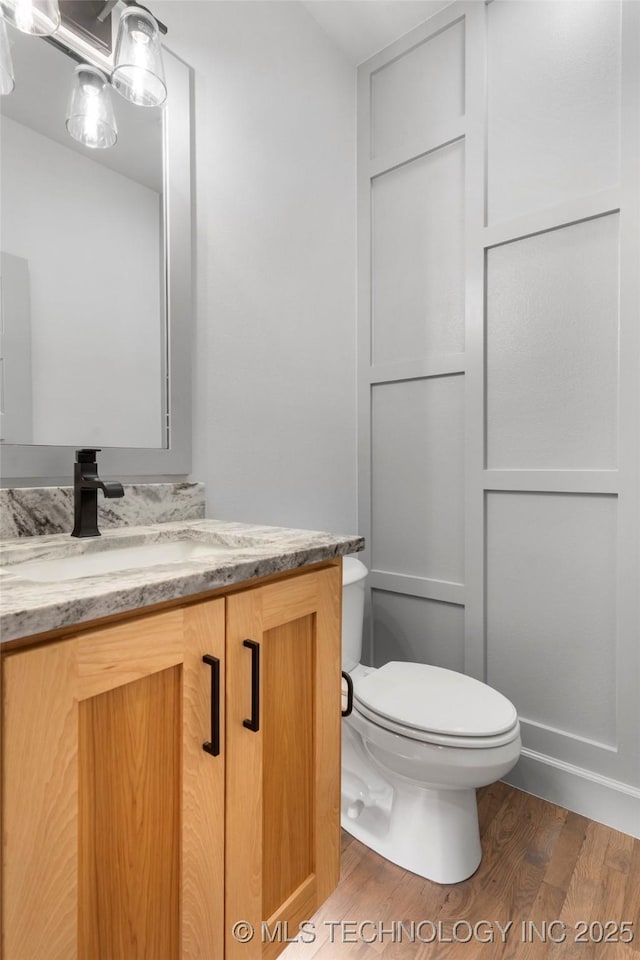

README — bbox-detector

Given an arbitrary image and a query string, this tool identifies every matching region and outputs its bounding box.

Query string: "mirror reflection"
[0,27,166,448]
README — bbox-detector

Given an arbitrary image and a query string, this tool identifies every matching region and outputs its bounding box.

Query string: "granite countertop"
[0,519,364,644]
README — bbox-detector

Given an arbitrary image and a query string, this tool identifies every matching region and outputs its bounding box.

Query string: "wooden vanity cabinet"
[1,561,342,960]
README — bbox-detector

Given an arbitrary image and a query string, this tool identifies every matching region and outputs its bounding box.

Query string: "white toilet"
[341,557,521,884]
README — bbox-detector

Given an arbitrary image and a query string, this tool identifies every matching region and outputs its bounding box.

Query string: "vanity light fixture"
[111,4,165,107]
[0,0,167,147]
[0,17,15,93]
[66,62,117,149]
[0,0,60,37]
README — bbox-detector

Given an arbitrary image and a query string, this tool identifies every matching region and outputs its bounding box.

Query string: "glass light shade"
[111,5,166,108]
[65,64,117,150]
[0,0,59,36]
[0,17,14,94]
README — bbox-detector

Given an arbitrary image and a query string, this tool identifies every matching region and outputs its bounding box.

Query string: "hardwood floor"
[280,784,640,959]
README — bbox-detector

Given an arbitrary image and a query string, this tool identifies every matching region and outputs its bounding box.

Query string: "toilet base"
[341,722,483,884]
[341,779,482,884]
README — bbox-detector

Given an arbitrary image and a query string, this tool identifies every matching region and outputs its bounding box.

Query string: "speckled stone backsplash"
[0,482,206,539]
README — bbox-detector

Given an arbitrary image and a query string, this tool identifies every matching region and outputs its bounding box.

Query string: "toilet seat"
[353,700,520,748]
[352,662,519,749]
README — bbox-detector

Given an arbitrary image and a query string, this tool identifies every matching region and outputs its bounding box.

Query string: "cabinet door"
[225,563,342,960]
[1,601,225,960]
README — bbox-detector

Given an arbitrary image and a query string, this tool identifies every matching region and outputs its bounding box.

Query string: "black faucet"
[71,449,125,538]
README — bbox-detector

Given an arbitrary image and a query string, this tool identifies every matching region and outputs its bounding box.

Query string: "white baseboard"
[503,748,640,839]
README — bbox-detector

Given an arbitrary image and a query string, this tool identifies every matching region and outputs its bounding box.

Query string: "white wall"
[161,1,357,534]
[0,116,162,448]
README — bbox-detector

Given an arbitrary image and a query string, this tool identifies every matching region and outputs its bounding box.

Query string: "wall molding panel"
[368,570,465,606]
[483,472,619,495]
[358,0,640,836]
[370,126,466,180]
[368,354,465,386]
[481,189,621,252]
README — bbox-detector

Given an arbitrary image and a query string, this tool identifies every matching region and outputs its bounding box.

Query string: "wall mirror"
[0,15,192,481]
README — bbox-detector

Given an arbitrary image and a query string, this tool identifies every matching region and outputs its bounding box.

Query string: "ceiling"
[301,0,452,65]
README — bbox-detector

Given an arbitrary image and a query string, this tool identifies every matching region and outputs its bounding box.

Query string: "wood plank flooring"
[280,784,640,959]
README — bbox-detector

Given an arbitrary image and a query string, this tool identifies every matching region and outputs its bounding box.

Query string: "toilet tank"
[342,556,368,672]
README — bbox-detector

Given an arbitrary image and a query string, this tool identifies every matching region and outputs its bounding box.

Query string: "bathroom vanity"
[0,519,363,960]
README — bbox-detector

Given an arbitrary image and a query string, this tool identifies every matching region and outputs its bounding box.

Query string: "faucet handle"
[76,448,102,463]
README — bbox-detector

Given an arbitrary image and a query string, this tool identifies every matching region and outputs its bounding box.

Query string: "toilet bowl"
[341,557,521,884]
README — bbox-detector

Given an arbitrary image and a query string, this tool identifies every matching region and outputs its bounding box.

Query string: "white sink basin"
[5,540,238,583]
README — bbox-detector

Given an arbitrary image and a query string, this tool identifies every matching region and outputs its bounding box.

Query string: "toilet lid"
[353,662,517,738]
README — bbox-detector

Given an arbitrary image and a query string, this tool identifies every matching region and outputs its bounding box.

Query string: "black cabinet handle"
[242,639,260,732]
[202,655,221,756]
[342,670,353,717]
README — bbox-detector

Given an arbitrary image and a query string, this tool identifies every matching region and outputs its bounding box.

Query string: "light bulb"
[0,0,60,37]
[111,6,166,108]
[0,16,14,94]
[66,64,117,150]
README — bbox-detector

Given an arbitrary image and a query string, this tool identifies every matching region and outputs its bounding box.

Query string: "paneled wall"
[357,0,640,835]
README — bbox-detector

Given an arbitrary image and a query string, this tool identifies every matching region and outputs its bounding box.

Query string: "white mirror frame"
[0,48,193,484]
